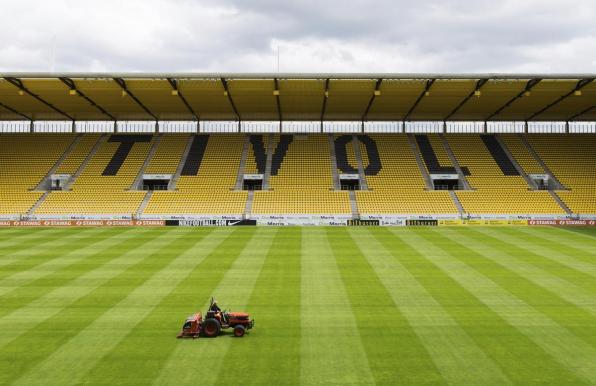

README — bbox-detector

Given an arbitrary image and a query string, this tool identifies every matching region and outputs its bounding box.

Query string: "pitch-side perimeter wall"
[1,215,596,226]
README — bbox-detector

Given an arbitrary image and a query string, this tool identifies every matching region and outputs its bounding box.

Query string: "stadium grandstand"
[0,73,595,226]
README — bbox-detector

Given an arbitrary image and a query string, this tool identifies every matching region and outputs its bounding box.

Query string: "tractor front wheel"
[202,318,221,337]
[233,325,246,337]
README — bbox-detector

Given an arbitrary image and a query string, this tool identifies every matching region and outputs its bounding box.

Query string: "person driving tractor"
[209,299,221,313]
[209,298,229,323]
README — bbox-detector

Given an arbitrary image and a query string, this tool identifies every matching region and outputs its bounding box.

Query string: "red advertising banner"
[0,220,165,227]
[528,219,596,226]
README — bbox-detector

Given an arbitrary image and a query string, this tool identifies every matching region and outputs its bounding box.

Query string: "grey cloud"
[0,0,594,72]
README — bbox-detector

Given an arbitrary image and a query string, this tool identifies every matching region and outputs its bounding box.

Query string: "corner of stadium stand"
[0,73,594,226]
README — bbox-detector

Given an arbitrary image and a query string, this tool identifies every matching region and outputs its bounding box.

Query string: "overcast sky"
[1,0,595,73]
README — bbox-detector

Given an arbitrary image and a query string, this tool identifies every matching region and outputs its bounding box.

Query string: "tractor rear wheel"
[202,318,221,337]
[234,325,246,337]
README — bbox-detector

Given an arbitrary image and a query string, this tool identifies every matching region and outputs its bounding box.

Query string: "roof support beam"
[444,78,488,120]
[167,78,199,121]
[4,77,74,121]
[320,78,330,123]
[220,78,241,121]
[527,78,594,121]
[113,78,158,120]
[274,78,282,122]
[486,78,541,120]
[567,105,595,121]
[404,79,435,121]
[59,77,115,121]
[362,78,383,121]
[0,101,32,121]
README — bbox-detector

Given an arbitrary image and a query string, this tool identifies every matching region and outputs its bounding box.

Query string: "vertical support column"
[29,121,34,133]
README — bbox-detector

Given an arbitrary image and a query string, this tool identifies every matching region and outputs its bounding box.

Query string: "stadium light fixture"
[273,89,280,96]
[69,89,77,96]
[18,90,24,96]
[574,90,582,96]
[474,90,482,97]
[524,91,531,97]
[374,90,381,96]
[121,90,127,97]
[424,91,430,97]
[171,89,179,96]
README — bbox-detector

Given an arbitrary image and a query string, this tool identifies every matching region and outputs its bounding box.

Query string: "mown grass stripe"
[129,228,256,385]
[431,228,596,349]
[399,228,596,383]
[558,227,596,239]
[374,227,582,385]
[146,227,264,385]
[69,228,240,386]
[12,228,216,386]
[0,227,65,247]
[184,228,280,386]
[351,228,511,385]
[0,228,177,351]
[0,227,34,239]
[0,228,181,385]
[0,227,90,263]
[210,228,301,386]
[326,227,444,385]
[442,228,596,317]
[517,227,596,256]
[296,227,375,385]
[478,227,596,282]
[0,227,123,296]
[0,228,141,319]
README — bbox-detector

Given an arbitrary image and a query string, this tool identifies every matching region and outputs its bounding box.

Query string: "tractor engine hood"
[228,312,250,319]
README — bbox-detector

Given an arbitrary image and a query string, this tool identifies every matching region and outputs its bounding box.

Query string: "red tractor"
[177,299,254,338]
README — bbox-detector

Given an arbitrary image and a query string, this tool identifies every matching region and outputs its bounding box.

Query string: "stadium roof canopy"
[0,73,594,122]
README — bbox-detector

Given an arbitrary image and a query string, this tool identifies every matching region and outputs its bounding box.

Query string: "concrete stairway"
[263,134,274,190]
[549,190,573,215]
[495,134,538,189]
[352,135,368,190]
[449,190,465,216]
[244,190,255,219]
[407,134,433,190]
[235,135,250,190]
[62,134,107,191]
[518,134,566,190]
[348,190,359,219]
[34,134,82,191]
[328,134,340,190]
[26,192,50,217]
[439,134,472,190]
[168,135,194,190]
[136,191,154,218]
[130,134,162,190]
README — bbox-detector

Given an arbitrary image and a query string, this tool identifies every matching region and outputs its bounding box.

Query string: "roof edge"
[1,72,595,80]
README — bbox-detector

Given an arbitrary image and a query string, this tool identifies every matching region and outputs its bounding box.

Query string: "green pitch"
[1,226,596,385]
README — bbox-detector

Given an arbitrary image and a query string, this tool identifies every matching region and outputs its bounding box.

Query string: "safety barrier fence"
[1,121,595,134]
